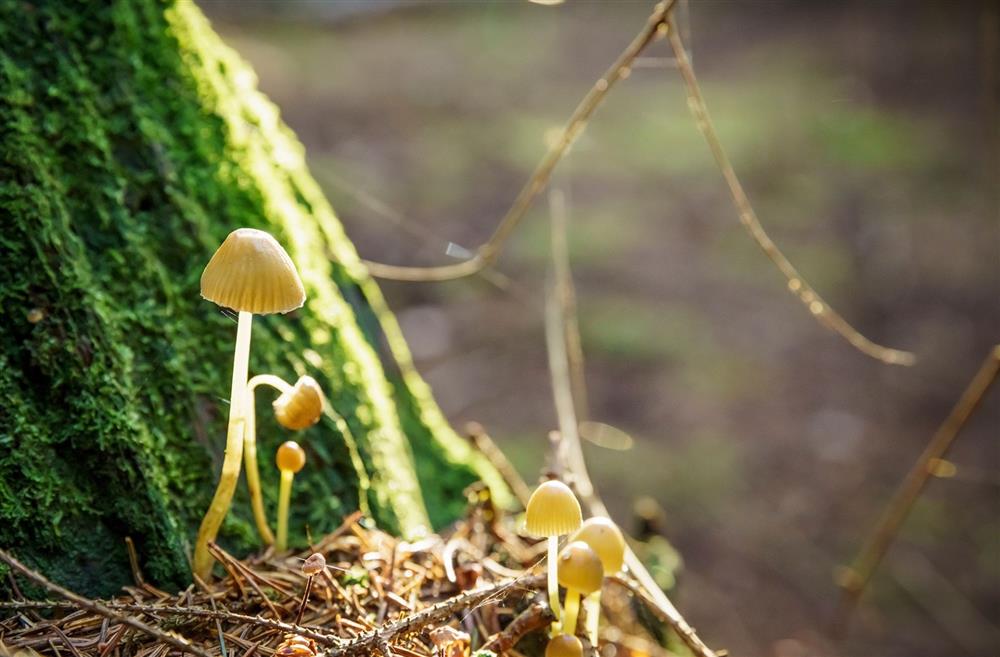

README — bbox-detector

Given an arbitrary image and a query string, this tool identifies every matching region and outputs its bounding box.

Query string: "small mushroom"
[274,375,325,430]
[545,634,583,657]
[275,440,307,551]
[525,480,582,623]
[194,228,305,581]
[557,541,604,638]
[243,373,324,546]
[295,552,326,625]
[571,517,625,646]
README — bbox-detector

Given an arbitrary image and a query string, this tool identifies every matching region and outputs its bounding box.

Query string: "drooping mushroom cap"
[571,517,626,573]
[525,480,581,537]
[201,228,305,314]
[274,376,325,430]
[276,441,306,473]
[545,634,583,657]
[557,541,604,594]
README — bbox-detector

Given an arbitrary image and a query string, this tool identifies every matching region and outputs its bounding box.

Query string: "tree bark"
[0,0,510,597]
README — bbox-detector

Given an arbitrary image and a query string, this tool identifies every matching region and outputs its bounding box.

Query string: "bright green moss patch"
[0,0,506,597]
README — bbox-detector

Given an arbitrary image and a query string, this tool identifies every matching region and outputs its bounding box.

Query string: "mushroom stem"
[562,589,582,637]
[244,374,294,545]
[584,590,601,646]
[276,468,295,551]
[193,311,254,581]
[548,536,562,622]
[294,575,314,626]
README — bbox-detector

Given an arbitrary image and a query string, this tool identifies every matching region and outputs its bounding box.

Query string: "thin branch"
[324,168,527,300]
[549,180,590,423]
[465,421,534,507]
[360,0,677,282]
[607,575,716,657]
[0,549,212,657]
[324,575,545,657]
[835,344,1000,624]
[543,190,716,657]
[664,18,915,367]
[481,603,554,653]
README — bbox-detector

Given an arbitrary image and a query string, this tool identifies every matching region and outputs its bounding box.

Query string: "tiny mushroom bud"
[274,376,325,430]
[557,541,604,638]
[525,480,582,623]
[302,552,326,577]
[572,517,626,646]
[545,634,583,657]
[275,440,307,552]
[193,228,305,581]
[295,552,326,625]
[429,626,471,657]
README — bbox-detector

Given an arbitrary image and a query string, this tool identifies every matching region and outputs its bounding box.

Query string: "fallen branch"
[0,549,212,657]
[326,575,545,657]
[481,602,554,653]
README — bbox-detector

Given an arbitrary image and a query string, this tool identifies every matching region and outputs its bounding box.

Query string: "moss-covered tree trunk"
[0,0,510,597]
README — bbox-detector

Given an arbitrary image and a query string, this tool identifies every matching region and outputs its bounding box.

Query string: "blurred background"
[202,2,998,656]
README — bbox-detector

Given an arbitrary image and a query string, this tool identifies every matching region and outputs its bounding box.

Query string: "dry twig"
[481,603,554,653]
[664,17,914,366]
[360,1,677,281]
[326,575,545,657]
[835,344,1000,625]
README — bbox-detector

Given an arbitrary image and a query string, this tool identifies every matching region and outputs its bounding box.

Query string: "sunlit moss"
[0,0,508,595]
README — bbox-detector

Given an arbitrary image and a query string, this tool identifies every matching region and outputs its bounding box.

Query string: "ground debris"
[1,500,675,657]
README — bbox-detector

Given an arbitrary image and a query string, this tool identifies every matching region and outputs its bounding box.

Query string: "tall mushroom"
[194,228,305,581]
[525,480,582,623]
[571,517,625,646]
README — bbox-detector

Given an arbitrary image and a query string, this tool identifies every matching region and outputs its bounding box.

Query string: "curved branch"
[360,0,677,282]
[665,17,915,366]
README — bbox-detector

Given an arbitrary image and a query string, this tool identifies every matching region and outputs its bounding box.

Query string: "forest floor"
[1,496,688,657]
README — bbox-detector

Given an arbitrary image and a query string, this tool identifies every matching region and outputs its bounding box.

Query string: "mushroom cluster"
[193,228,325,581]
[526,480,626,651]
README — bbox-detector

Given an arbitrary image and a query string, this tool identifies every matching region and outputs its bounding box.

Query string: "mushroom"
[557,541,604,637]
[545,634,583,657]
[274,375,325,430]
[244,374,324,545]
[194,228,305,581]
[275,440,307,551]
[571,517,625,646]
[525,480,582,623]
[295,552,326,625]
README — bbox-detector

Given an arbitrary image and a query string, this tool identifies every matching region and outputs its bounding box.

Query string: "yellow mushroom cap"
[201,228,305,314]
[571,517,626,573]
[525,480,581,537]
[276,440,306,473]
[274,376,325,430]
[557,541,604,594]
[545,635,583,657]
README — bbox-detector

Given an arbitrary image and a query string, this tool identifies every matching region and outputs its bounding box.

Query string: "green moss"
[0,0,507,597]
